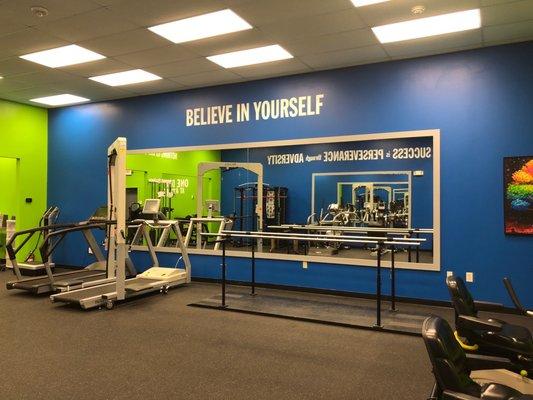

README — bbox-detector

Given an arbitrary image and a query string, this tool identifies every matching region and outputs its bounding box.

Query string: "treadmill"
[50,199,191,310]
[5,207,117,294]
[15,206,59,276]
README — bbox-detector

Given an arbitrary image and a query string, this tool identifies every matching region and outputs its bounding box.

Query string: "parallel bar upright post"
[221,239,227,308]
[251,237,256,296]
[416,232,420,263]
[390,243,396,311]
[375,241,382,328]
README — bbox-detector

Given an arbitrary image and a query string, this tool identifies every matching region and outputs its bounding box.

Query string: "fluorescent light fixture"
[207,45,293,68]
[20,45,105,68]
[89,69,162,86]
[149,9,252,43]
[351,0,389,7]
[372,9,481,43]
[30,94,90,106]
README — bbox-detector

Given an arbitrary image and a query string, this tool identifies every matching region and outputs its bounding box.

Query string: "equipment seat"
[446,276,532,374]
[422,316,533,400]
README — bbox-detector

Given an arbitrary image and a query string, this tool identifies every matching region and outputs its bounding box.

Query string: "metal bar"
[201,232,420,247]
[222,229,425,242]
[221,239,227,308]
[375,242,382,328]
[416,232,420,263]
[251,237,256,296]
[391,244,396,312]
[269,224,434,234]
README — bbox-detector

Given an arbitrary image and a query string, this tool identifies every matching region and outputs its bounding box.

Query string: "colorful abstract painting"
[504,157,533,235]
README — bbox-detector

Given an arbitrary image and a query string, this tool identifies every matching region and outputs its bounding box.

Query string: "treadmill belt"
[9,270,104,292]
[53,282,117,302]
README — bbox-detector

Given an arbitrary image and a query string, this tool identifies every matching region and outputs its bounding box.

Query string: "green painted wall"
[0,99,47,260]
[126,150,221,218]
[0,157,18,217]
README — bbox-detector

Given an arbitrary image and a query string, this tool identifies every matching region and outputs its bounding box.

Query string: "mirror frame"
[128,129,440,271]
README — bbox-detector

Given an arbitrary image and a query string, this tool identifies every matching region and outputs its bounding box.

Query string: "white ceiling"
[0,0,531,107]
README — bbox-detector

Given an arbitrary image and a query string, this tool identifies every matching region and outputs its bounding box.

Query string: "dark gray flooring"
[0,270,438,400]
[192,286,455,335]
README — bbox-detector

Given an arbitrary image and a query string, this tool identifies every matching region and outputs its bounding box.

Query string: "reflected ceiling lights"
[207,45,293,68]
[30,94,90,106]
[372,9,481,43]
[149,9,252,43]
[90,69,162,86]
[20,45,105,67]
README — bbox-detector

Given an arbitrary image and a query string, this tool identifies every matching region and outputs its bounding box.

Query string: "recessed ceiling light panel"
[89,69,162,86]
[351,0,389,7]
[20,45,105,68]
[148,9,252,43]
[372,9,481,44]
[207,45,293,68]
[30,94,90,106]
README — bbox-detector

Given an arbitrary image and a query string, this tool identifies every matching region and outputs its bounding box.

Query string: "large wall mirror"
[127,130,440,271]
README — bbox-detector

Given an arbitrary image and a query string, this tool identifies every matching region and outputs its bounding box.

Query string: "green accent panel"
[0,99,47,261]
[126,150,221,218]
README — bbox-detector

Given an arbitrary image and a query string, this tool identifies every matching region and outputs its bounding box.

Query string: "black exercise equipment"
[446,276,532,375]
[503,278,532,318]
[422,316,533,400]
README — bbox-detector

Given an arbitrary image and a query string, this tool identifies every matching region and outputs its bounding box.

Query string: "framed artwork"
[504,156,533,235]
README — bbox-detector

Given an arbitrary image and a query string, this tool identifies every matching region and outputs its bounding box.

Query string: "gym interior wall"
[47,42,533,306]
[0,99,48,261]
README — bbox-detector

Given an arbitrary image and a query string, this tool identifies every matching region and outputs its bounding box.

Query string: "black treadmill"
[5,207,113,295]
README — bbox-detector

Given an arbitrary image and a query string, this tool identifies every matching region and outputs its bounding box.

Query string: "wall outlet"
[466,272,474,283]
[302,261,308,269]
[446,271,453,277]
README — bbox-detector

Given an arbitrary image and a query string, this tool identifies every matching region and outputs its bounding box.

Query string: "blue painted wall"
[48,42,533,307]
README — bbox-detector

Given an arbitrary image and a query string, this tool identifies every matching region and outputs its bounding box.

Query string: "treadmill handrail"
[38,221,115,262]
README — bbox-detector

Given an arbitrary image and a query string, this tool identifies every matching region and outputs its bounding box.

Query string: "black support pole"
[390,243,396,312]
[375,241,382,328]
[221,239,227,308]
[251,237,256,296]
[408,230,412,262]
[416,232,420,263]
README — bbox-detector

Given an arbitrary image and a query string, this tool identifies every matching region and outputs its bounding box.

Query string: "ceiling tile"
[9,69,79,86]
[480,0,515,5]
[0,57,46,77]
[0,76,39,93]
[107,0,223,26]
[124,79,187,95]
[181,28,270,57]
[0,0,103,26]
[0,28,69,58]
[483,20,533,44]
[230,58,311,79]
[79,28,170,57]
[383,30,483,58]
[299,45,389,70]
[171,69,243,87]
[0,16,28,36]
[48,77,136,97]
[35,7,138,42]
[59,58,134,77]
[284,29,378,56]
[1,86,68,104]
[146,58,221,78]
[258,9,367,42]
[113,45,199,68]
[481,0,533,26]
[233,0,352,26]
[356,0,480,27]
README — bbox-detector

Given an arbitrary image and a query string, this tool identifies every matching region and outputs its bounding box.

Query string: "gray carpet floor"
[0,271,437,400]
